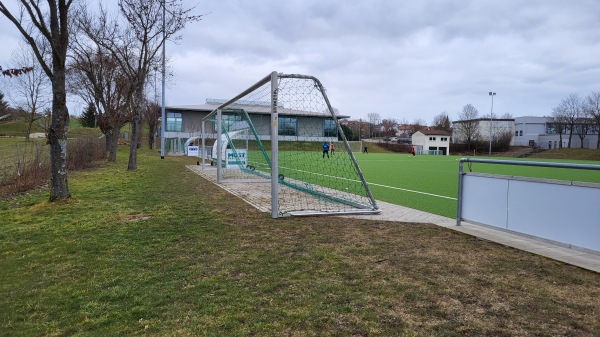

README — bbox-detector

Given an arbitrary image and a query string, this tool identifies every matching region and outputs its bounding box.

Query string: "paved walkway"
[188,165,600,273]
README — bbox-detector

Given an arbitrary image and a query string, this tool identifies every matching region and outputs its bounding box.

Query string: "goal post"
[202,71,379,218]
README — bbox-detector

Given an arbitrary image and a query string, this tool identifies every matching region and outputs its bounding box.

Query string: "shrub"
[67,137,107,171]
[0,137,106,198]
[376,140,411,153]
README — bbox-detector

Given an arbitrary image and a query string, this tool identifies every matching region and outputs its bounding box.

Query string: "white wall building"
[514,116,600,149]
[411,130,451,155]
[452,118,515,146]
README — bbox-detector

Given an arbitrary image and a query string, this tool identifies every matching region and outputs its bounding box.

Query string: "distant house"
[162,99,348,154]
[411,130,451,155]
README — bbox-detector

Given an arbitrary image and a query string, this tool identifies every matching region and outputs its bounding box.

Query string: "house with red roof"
[411,129,451,155]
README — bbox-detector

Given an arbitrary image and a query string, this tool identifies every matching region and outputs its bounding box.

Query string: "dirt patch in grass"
[120,213,153,222]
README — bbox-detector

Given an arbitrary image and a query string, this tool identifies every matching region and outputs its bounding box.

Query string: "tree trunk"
[559,132,563,149]
[128,111,140,170]
[128,90,144,170]
[26,110,37,141]
[106,126,121,162]
[148,123,155,149]
[26,118,33,141]
[48,71,70,201]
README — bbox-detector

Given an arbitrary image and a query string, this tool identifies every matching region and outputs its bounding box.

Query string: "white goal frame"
[201,71,378,218]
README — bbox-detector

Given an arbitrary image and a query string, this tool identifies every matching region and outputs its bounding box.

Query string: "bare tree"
[68,47,131,161]
[380,118,396,137]
[454,104,480,150]
[585,91,600,149]
[553,93,583,148]
[431,112,451,132]
[550,108,567,149]
[574,115,590,148]
[4,43,51,140]
[410,118,426,136]
[367,112,380,138]
[142,100,161,149]
[0,0,74,201]
[367,112,380,125]
[77,0,201,170]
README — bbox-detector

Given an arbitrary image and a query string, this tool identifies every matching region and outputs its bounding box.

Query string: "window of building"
[546,123,567,134]
[222,114,242,132]
[166,112,182,132]
[519,130,523,136]
[279,117,297,136]
[441,137,448,141]
[515,130,519,136]
[323,119,337,138]
[429,137,436,141]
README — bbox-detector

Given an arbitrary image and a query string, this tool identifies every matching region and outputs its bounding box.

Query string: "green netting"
[206,73,378,217]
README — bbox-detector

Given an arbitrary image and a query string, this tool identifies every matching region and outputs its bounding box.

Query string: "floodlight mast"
[160,0,166,159]
[488,92,496,156]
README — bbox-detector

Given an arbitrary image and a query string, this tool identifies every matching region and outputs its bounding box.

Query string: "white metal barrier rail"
[457,158,600,253]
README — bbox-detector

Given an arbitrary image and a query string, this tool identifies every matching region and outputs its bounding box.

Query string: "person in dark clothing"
[322,142,330,158]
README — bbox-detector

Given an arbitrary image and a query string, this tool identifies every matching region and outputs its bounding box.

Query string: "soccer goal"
[345,141,363,153]
[201,72,379,218]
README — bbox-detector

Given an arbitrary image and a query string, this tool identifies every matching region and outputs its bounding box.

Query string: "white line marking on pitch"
[278,165,457,201]
[367,182,457,200]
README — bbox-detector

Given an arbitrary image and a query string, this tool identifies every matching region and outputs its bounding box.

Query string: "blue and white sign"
[187,146,199,156]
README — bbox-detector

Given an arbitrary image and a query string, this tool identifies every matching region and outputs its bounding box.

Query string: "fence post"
[270,71,279,218]
[456,159,465,226]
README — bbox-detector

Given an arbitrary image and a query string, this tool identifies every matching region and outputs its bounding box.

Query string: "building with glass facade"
[162,99,347,154]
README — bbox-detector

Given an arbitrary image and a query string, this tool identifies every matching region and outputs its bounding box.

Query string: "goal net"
[345,141,363,153]
[202,72,379,217]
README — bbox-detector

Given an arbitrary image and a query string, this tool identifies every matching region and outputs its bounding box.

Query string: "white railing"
[457,158,600,254]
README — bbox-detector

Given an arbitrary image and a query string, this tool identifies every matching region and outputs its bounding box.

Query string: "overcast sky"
[2,0,600,124]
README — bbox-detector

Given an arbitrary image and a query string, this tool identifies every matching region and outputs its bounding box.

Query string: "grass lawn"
[1,147,599,336]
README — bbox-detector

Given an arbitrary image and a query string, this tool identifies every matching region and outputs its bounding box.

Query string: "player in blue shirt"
[322,142,330,158]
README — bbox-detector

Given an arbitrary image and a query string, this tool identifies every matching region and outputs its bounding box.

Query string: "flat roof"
[167,103,350,119]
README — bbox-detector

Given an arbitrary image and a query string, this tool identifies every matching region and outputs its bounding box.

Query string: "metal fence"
[457,158,600,253]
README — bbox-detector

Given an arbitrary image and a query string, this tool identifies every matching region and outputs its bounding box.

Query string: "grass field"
[1,147,599,336]
[354,152,600,218]
[243,146,600,218]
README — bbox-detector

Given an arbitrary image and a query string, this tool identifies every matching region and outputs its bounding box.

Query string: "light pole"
[160,0,166,159]
[488,92,496,156]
